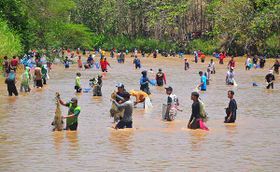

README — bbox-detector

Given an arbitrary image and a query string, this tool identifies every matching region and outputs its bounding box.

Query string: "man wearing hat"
[265,70,275,89]
[112,92,133,129]
[110,83,126,122]
[164,86,179,121]
[57,95,81,131]
[156,68,166,86]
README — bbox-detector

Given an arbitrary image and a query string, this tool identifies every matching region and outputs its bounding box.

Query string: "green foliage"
[186,39,218,55]
[265,33,280,56]
[0,20,22,57]
[0,0,279,56]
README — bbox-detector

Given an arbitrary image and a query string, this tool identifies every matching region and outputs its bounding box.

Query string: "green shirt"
[66,103,81,126]
[75,76,81,87]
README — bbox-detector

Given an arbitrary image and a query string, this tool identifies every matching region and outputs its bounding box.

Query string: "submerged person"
[133,56,141,69]
[140,70,154,95]
[224,90,237,123]
[5,69,18,96]
[20,66,31,92]
[187,92,208,130]
[112,92,133,129]
[129,90,152,109]
[226,67,235,85]
[156,69,167,86]
[164,86,179,121]
[265,70,275,89]
[57,96,81,131]
[75,72,82,93]
[197,71,207,91]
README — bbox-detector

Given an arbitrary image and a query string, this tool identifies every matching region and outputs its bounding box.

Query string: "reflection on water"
[0,56,280,171]
[108,129,134,154]
[189,130,208,151]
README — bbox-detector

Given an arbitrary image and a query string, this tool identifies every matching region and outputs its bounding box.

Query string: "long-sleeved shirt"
[113,100,133,122]
[189,101,200,123]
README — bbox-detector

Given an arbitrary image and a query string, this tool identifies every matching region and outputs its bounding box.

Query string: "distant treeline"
[0,0,279,57]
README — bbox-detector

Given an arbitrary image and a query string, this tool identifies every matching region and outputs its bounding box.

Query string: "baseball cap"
[70,97,78,103]
[116,83,124,88]
[165,86,173,91]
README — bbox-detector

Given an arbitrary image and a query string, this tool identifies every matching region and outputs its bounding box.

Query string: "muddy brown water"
[0,55,279,171]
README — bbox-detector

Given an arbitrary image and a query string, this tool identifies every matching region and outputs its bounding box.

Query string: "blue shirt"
[201,75,207,91]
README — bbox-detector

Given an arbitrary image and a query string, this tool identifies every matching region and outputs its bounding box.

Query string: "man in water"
[259,56,266,68]
[112,92,133,129]
[245,56,251,70]
[226,67,235,85]
[100,58,111,72]
[228,57,235,69]
[156,69,166,86]
[194,50,198,63]
[10,56,18,72]
[224,90,237,123]
[184,58,190,70]
[164,86,179,121]
[58,96,81,131]
[265,70,275,89]
[34,63,43,88]
[2,56,10,76]
[208,59,215,74]
[198,71,207,91]
[75,72,82,93]
[129,90,149,108]
[271,60,280,74]
[140,70,153,95]
[5,69,18,96]
[188,92,201,129]
[110,83,126,122]
[133,56,141,69]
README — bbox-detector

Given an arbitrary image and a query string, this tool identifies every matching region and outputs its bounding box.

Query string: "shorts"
[66,122,78,131]
[116,121,132,129]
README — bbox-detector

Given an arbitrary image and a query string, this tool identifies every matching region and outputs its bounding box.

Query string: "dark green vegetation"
[0,0,279,56]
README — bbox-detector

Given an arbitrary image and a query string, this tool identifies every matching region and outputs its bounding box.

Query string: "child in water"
[75,73,82,93]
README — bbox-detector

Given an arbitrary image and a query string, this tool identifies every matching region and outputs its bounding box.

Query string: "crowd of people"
[2,48,278,132]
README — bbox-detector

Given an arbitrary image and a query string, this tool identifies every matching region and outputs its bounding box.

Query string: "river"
[0,55,279,171]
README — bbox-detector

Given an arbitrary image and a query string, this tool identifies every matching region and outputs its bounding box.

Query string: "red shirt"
[11,59,18,66]
[100,61,109,69]
[228,60,235,68]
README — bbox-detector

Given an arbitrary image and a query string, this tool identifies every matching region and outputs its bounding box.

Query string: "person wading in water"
[57,96,81,131]
[156,68,166,86]
[224,90,237,123]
